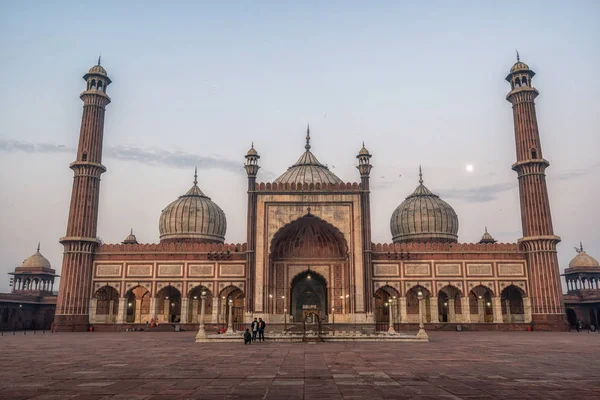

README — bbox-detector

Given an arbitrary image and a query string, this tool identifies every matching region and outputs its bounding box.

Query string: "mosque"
[34,56,599,333]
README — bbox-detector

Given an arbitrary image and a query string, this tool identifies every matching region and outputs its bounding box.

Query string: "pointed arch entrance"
[268,213,350,323]
[290,270,328,322]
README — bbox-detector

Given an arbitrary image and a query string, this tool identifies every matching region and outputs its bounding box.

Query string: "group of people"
[244,317,266,344]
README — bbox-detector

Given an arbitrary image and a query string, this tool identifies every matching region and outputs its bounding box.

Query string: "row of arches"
[92,284,245,325]
[12,277,54,292]
[566,276,600,291]
[511,75,531,90]
[375,284,527,326]
[87,79,107,93]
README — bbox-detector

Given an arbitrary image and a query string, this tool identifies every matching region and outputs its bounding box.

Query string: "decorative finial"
[37,242,40,253]
[130,228,133,235]
[251,141,254,149]
[575,242,584,253]
[193,167,198,186]
[305,124,311,151]
[418,165,423,185]
[516,49,520,62]
[307,206,312,215]
[98,54,101,66]
[362,141,365,148]
[485,226,488,233]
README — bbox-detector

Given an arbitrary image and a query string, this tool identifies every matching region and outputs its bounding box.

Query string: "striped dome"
[274,125,343,185]
[390,169,459,243]
[159,172,226,244]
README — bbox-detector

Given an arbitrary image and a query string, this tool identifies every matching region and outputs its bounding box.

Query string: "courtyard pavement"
[0,330,599,399]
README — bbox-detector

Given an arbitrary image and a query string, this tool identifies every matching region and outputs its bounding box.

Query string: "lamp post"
[220,295,226,328]
[388,298,396,333]
[195,291,207,341]
[226,299,234,334]
[417,290,429,340]
[331,305,335,334]
[281,295,286,331]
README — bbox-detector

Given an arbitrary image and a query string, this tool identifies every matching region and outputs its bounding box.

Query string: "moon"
[466,164,474,172]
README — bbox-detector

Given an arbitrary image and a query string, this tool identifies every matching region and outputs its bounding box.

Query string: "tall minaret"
[244,142,260,312]
[505,53,565,329]
[53,59,111,331]
[357,142,373,314]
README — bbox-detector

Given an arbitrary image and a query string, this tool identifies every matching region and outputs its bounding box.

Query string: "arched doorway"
[126,285,150,323]
[188,286,213,324]
[406,286,431,323]
[438,285,462,323]
[290,270,327,323]
[157,286,181,323]
[268,212,349,323]
[501,285,525,323]
[94,286,119,323]
[470,285,494,323]
[590,309,598,328]
[374,286,400,331]
[220,285,245,331]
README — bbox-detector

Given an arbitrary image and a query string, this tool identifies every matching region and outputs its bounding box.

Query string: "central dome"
[159,170,227,244]
[390,167,459,243]
[274,126,343,185]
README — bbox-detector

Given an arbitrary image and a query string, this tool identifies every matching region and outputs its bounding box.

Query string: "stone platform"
[195,330,428,343]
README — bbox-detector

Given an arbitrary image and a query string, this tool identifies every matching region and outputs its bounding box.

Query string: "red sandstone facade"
[53,57,568,332]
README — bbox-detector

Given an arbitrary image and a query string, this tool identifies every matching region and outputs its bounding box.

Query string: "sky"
[1,1,599,293]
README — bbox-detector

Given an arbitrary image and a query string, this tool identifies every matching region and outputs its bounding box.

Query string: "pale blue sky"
[1,1,599,292]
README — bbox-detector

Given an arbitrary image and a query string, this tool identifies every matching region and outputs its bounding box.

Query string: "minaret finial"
[130,228,133,235]
[193,167,198,186]
[37,242,40,253]
[418,165,423,185]
[305,124,311,151]
[516,49,520,62]
[580,241,584,252]
[485,226,488,233]
[98,54,101,66]
[251,141,254,149]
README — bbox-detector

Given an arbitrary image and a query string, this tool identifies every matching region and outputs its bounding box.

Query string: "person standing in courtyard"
[251,317,258,342]
[258,317,266,342]
[243,328,252,345]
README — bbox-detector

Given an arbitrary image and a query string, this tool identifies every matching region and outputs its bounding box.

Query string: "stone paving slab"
[0,331,599,399]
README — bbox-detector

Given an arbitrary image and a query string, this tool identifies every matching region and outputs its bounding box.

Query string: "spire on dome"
[305,124,311,151]
[516,49,520,62]
[123,229,138,245]
[193,167,198,186]
[98,54,101,66]
[37,242,40,253]
[418,165,423,185]
[576,242,584,253]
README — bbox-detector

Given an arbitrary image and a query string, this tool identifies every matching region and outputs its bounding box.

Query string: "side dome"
[567,244,599,271]
[390,167,459,243]
[274,126,343,185]
[159,170,227,244]
[123,229,138,245]
[20,244,51,270]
